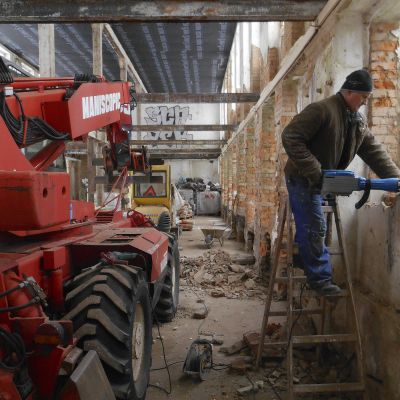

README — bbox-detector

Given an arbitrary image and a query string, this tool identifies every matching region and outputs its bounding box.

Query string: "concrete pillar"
[38,24,55,77]
[92,23,104,76]
[119,56,128,81]
[91,24,105,206]
[87,137,95,203]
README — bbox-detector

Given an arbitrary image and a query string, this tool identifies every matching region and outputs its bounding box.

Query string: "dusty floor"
[146,216,359,400]
[147,215,281,400]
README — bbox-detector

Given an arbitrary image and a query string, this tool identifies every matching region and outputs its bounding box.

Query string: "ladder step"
[293,289,349,298]
[269,308,323,317]
[292,333,356,345]
[328,247,343,255]
[263,341,286,347]
[275,276,307,284]
[293,382,364,394]
[321,205,334,213]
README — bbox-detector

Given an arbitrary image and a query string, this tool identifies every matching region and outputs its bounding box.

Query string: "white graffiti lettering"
[143,105,193,144]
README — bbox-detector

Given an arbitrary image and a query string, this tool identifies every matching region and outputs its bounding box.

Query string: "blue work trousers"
[285,176,332,284]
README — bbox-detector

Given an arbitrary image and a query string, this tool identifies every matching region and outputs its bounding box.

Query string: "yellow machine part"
[134,205,170,224]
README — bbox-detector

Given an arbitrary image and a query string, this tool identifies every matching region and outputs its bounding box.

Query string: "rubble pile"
[180,249,266,299]
[224,330,355,398]
[177,177,221,193]
[178,201,193,220]
[177,201,194,231]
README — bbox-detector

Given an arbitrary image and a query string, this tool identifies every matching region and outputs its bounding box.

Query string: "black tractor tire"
[64,264,152,400]
[157,211,171,233]
[154,238,180,322]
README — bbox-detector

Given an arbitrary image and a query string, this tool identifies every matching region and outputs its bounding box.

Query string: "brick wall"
[262,47,279,88]
[254,102,278,271]
[274,79,298,193]
[369,22,400,164]
[245,126,256,230]
[251,45,262,92]
[281,22,305,60]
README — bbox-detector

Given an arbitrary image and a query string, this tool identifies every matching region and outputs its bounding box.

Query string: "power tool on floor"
[183,339,213,381]
[321,169,400,209]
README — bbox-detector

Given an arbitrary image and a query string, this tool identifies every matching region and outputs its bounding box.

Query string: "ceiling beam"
[131,125,236,131]
[150,153,219,162]
[0,1,327,22]
[149,148,221,154]
[149,153,220,160]
[131,139,226,146]
[134,93,259,103]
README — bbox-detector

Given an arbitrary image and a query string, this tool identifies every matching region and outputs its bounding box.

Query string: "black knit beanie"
[341,69,373,92]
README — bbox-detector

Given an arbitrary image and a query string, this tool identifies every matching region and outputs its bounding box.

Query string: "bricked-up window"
[369,22,400,164]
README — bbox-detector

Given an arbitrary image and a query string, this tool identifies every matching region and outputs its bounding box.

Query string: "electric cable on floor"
[148,311,172,396]
[187,286,232,371]
[151,360,184,372]
[148,276,232,396]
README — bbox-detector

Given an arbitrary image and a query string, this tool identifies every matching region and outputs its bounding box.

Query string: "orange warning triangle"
[144,185,157,196]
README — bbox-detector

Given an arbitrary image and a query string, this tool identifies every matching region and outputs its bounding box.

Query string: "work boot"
[308,280,341,297]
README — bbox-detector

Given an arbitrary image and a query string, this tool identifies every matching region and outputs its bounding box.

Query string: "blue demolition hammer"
[321,170,400,209]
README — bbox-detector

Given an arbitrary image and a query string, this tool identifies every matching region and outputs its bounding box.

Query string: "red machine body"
[0,70,168,399]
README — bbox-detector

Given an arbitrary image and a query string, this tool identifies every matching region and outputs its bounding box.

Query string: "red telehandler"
[0,59,180,400]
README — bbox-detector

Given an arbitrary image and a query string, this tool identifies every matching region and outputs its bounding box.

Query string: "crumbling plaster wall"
[279,9,400,398]
[290,10,400,398]
[220,3,400,397]
[354,20,400,399]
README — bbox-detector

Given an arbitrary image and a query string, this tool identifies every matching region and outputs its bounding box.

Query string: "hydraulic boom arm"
[0,60,147,231]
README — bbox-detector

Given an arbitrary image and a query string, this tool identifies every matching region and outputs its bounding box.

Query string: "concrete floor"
[147,215,279,400]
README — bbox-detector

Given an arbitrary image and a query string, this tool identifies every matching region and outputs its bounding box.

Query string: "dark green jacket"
[282,93,400,184]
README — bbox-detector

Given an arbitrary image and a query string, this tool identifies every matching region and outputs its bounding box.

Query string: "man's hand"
[382,192,399,207]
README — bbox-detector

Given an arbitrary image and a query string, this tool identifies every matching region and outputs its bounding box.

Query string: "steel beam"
[149,153,219,160]
[148,148,221,159]
[149,148,220,154]
[134,93,259,103]
[131,125,236,132]
[131,139,226,146]
[0,1,327,22]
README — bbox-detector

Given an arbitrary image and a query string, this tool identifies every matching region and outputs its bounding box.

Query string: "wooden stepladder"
[256,195,366,399]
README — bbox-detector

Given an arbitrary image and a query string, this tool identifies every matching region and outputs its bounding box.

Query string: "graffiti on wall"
[143,105,193,143]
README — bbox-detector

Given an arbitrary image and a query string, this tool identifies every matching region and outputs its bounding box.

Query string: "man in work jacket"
[282,69,400,296]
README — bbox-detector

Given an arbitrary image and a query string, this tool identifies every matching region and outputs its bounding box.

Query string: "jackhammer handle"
[369,178,400,192]
[355,187,370,209]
